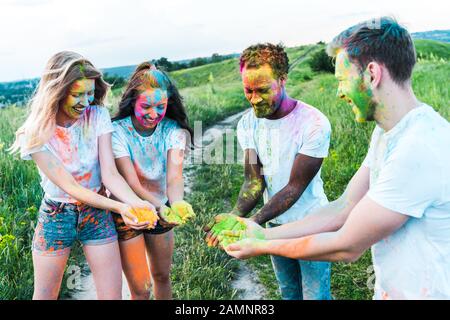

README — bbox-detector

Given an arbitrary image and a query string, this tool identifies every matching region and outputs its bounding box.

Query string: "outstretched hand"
[224,238,267,260]
[218,217,266,247]
[158,205,182,228]
[203,213,243,247]
[121,201,159,230]
[203,214,266,248]
[158,201,196,228]
[171,200,196,223]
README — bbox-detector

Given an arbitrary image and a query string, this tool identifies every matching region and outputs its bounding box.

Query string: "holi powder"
[335,50,375,123]
[207,215,258,248]
[242,64,282,118]
[168,201,195,224]
[134,89,168,129]
[75,172,92,184]
[160,206,184,225]
[131,208,159,227]
[61,78,96,120]
[137,70,170,92]
[241,179,264,200]
[55,127,70,145]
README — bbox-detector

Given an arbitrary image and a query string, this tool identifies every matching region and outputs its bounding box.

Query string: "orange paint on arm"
[272,235,314,259]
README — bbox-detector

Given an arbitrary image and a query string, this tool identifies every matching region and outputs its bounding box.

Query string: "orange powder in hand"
[131,208,158,226]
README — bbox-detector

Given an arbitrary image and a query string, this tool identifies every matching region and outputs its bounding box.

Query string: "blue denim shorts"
[32,197,118,256]
[267,222,331,300]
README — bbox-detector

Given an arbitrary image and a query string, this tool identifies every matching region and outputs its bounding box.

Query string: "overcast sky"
[1,0,449,82]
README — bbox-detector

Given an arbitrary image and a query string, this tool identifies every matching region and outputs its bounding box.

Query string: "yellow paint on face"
[242,64,283,118]
[62,79,95,119]
[335,50,375,123]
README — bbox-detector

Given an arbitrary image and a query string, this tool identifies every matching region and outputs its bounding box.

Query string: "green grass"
[414,39,450,61]
[0,40,448,300]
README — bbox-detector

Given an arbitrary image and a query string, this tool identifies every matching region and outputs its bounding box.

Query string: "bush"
[309,49,335,73]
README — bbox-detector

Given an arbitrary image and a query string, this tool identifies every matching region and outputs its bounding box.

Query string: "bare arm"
[251,153,324,225]
[32,150,126,214]
[263,165,369,240]
[99,133,154,208]
[227,195,409,262]
[166,148,185,204]
[115,156,163,209]
[232,149,266,216]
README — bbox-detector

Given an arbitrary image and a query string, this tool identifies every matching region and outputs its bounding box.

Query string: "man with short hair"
[205,43,333,300]
[225,17,450,300]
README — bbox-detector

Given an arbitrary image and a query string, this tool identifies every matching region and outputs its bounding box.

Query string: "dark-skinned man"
[205,43,332,300]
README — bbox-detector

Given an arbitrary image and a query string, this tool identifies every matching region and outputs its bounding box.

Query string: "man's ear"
[278,75,287,87]
[366,62,382,88]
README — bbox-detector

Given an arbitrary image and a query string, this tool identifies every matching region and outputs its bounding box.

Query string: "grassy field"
[0,40,448,300]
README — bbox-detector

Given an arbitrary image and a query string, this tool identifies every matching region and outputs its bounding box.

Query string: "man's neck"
[266,94,298,120]
[374,84,421,132]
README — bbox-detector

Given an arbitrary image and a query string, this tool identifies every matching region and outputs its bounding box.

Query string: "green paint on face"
[335,50,376,123]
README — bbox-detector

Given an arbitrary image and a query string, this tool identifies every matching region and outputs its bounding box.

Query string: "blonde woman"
[10,51,158,300]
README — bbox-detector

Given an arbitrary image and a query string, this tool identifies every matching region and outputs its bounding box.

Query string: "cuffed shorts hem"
[81,235,118,247]
[32,247,71,257]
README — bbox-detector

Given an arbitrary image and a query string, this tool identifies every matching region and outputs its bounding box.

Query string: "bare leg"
[144,230,174,300]
[118,235,152,300]
[83,241,123,300]
[32,251,70,300]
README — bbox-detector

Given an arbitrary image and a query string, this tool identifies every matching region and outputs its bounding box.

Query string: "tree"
[309,49,335,73]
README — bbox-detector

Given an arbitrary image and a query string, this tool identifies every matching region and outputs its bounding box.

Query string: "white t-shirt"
[237,101,331,224]
[112,116,186,204]
[21,105,114,203]
[363,104,450,300]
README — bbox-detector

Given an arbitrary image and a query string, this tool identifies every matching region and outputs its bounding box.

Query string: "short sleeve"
[362,126,382,168]
[166,126,187,151]
[367,142,442,219]
[96,107,114,137]
[111,126,130,159]
[18,134,48,160]
[237,113,256,151]
[298,115,331,158]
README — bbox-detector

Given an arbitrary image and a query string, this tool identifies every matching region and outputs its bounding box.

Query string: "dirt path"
[70,110,266,300]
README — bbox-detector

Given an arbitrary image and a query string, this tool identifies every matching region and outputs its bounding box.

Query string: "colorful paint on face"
[335,50,376,123]
[134,88,168,130]
[61,78,95,120]
[242,64,284,118]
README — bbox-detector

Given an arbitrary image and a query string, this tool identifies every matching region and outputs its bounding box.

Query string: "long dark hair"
[113,62,194,148]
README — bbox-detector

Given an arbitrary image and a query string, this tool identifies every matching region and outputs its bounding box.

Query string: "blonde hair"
[9,51,110,154]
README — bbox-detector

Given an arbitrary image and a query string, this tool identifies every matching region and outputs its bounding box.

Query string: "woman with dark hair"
[110,62,195,300]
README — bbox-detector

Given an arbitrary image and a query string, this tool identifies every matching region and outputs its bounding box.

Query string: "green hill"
[414,39,450,60]
[0,39,448,300]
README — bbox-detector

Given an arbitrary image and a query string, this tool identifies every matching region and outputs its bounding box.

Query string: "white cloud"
[0,0,449,81]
